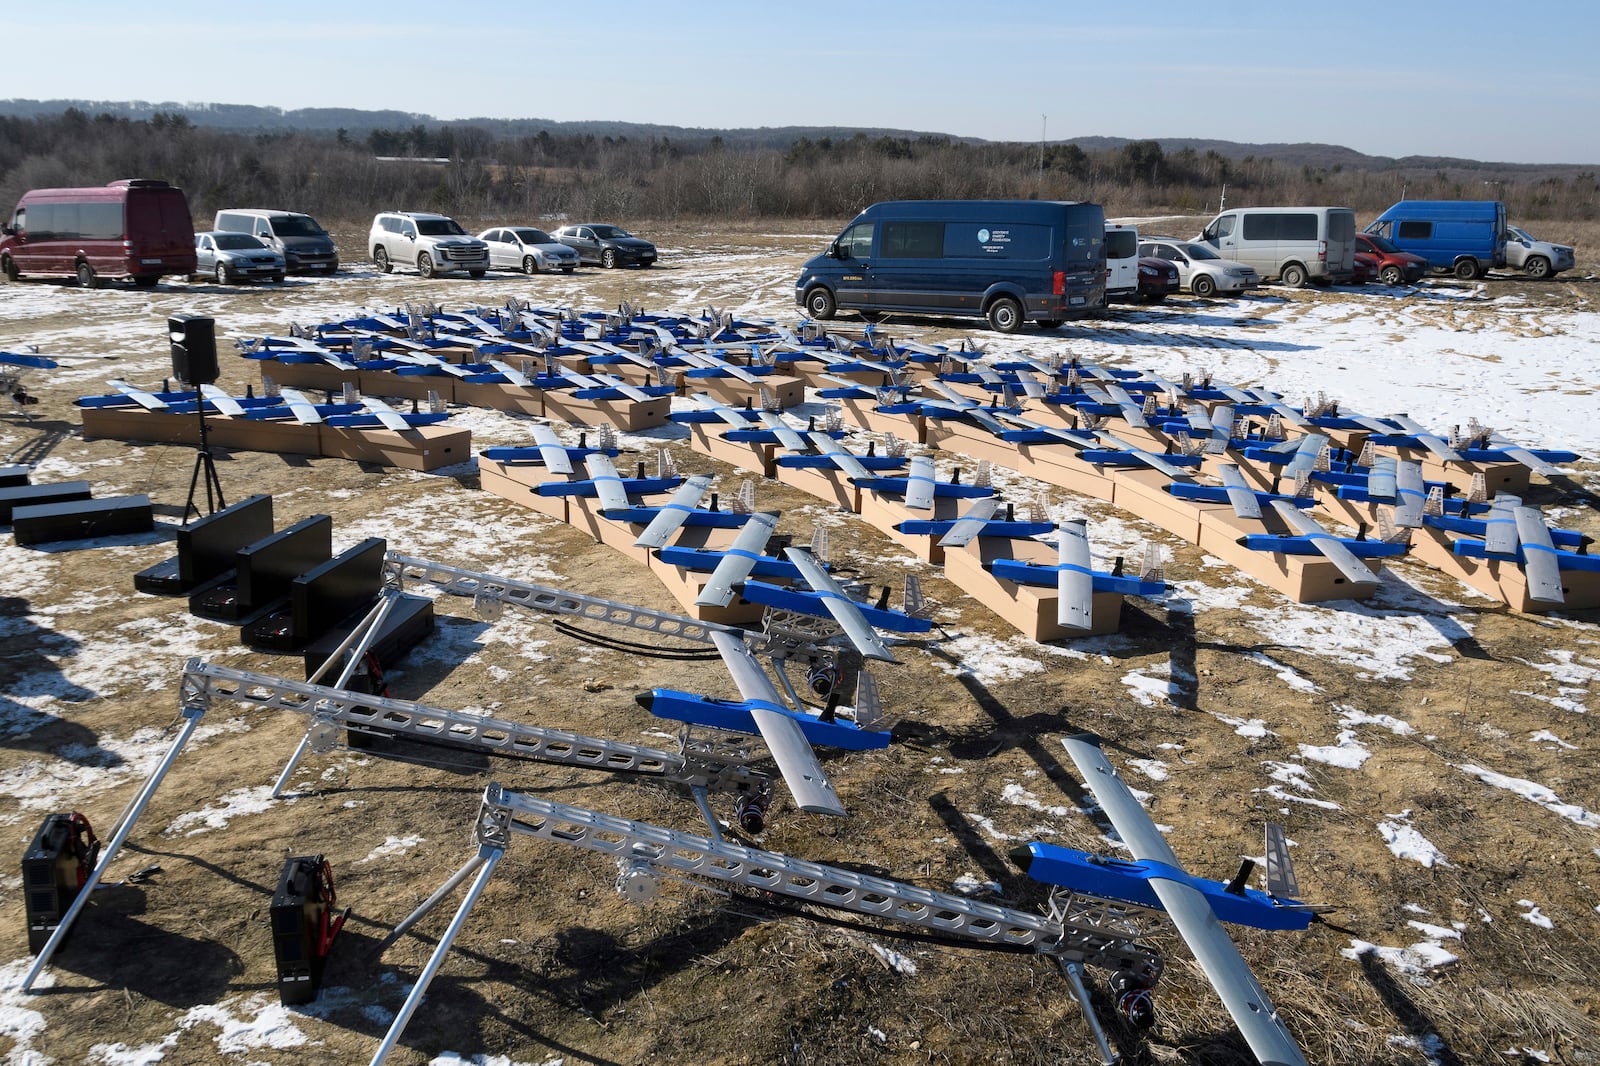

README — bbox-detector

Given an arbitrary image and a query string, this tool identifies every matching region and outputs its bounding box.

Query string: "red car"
[1352,251,1377,285]
[1135,256,1181,302]
[1354,233,1429,285]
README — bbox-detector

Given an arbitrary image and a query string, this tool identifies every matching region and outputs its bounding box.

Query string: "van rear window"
[1105,230,1138,259]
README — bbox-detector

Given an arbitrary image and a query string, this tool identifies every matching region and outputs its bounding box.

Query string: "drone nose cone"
[634,692,654,712]
[1007,844,1037,874]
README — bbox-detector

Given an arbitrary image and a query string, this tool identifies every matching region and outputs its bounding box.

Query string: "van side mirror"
[830,240,848,260]
[1,223,12,236]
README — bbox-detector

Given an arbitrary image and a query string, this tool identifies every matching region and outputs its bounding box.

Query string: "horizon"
[10,1,1600,166]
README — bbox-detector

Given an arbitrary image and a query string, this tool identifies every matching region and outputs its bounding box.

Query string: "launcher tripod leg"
[369,844,504,1066]
[271,591,401,799]
[1060,959,1119,1066]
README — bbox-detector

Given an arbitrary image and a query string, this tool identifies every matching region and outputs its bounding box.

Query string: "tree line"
[2,108,1595,227]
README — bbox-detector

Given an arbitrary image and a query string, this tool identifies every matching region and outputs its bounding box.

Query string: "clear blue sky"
[10,1,1598,164]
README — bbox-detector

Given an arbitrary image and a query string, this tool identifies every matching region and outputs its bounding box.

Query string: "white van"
[1104,223,1140,301]
[1195,206,1356,286]
[213,209,339,274]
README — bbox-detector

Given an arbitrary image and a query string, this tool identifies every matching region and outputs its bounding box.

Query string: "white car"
[1504,225,1575,279]
[368,211,489,278]
[193,231,285,284]
[1139,238,1259,297]
[477,227,580,274]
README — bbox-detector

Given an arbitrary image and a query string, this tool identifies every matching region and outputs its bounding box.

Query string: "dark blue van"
[794,199,1106,333]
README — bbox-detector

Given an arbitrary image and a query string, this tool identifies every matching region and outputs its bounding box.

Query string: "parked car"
[1504,225,1576,279]
[1135,256,1180,302]
[1353,233,1429,285]
[552,223,657,268]
[1365,200,1505,279]
[1351,251,1377,285]
[477,226,580,274]
[368,211,489,278]
[1138,238,1259,297]
[193,231,285,284]
[214,209,339,274]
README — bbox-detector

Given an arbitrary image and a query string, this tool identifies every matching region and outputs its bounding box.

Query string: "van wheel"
[271,272,285,284]
[1280,263,1308,288]
[469,269,486,278]
[523,255,540,275]
[804,287,836,320]
[215,262,232,285]
[417,253,436,279]
[374,247,392,273]
[133,276,159,288]
[1037,319,1063,330]
[76,261,99,289]
[1524,256,1551,279]
[1,255,18,281]
[986,296,1023,334]
[1191,274,1216,298]
[1380,265,1404,285]
[1454,258,1479,280]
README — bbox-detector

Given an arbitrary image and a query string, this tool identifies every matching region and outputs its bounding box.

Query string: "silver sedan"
[194,231,285,284]
[477,227,580,274]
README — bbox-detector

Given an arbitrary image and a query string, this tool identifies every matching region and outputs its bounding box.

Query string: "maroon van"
[0,178,197,288]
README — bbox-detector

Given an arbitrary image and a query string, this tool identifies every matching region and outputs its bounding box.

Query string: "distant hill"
[2,98,1592,176]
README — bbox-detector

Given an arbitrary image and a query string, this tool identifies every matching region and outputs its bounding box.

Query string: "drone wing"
[199,383,245,417]
[277,388,322,424]
[1482,494,1523,555]
[1392,460,1426,528]
[807,432,872,483]
[633,474,713,548]
[1269,500,1380,586]
[783,546,896,663]
[1061,734,1309,1066]
[903,454,936,511]
[1092,430,1189,479]
[710,631,845,817]
[1366,456,1398,502]
[695,511,780,607]
[758,409,808,453]
[1218,464,1263,520]
[488,359,534,388]
[108,379,168,411]
[1056,519,1094,630]
[583,452,632,513]
[362,396,413,432]
[1389,413,1464,463]
[936,497,1001,548]
[1514,506,1564,605]
[530,424,575,475]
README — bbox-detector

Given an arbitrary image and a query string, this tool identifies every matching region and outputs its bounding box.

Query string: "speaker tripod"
[184,400,226,523]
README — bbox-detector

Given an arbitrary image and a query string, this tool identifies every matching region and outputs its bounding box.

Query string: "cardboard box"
[688,423,776,478]
[679,372,806,411]
[318,425,472,472]
[1110,466,1209,542]
[830,395,926,442]
[477,462,569,522]
[858,489,971,564]
[775,461,861,513]
[543,391,671,432]
[452,379,545,417]
[80,406,199,445]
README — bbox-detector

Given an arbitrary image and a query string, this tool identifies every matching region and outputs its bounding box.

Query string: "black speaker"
[169,314,218,385]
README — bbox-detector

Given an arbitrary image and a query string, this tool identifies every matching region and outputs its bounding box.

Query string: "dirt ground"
[2,221,1598,1066]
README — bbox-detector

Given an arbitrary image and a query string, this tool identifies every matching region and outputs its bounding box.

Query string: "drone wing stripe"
[1514,506,1565,605]
[903,455,936,511]
[1056,519,1094,630]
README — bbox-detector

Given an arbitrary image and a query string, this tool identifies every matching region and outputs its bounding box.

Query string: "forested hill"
[1,97,1590,177]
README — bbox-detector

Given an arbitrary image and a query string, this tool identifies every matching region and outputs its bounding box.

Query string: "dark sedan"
[551,223,657,268]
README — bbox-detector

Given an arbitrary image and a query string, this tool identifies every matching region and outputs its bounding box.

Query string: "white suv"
[369,211,489,278]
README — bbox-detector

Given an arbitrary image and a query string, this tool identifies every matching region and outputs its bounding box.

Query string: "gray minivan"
[213,209,339,274]
[1195,206,1356,286]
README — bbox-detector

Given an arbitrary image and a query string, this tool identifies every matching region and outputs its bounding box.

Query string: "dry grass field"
[2,219,1597,1066]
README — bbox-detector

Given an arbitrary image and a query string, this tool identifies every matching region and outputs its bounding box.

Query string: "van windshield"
[272,215,324,237]
[417,219,467,236]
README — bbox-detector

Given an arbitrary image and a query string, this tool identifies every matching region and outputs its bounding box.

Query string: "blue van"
[1364,200,1506,280]
[794,199,1106,333]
